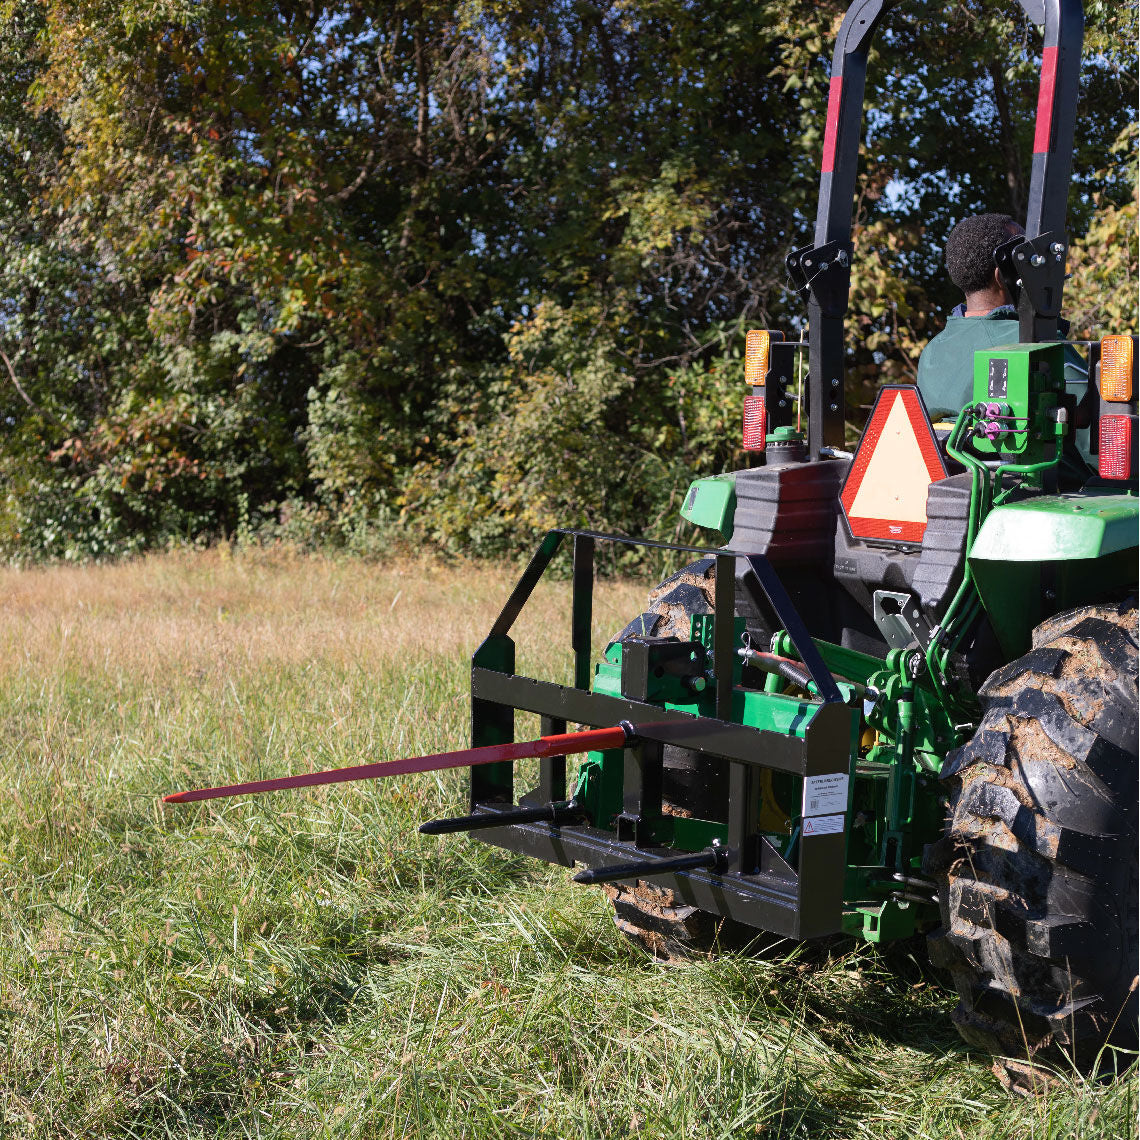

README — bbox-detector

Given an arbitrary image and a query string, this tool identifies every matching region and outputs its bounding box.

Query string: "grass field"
[0,549,1134,1139]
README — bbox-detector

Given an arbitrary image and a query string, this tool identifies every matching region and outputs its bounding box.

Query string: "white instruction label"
[802,773,849,818]
[802,813,845,837]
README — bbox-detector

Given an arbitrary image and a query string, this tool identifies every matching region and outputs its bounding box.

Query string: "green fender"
[969,493,1139,656]
[680,474,736,540]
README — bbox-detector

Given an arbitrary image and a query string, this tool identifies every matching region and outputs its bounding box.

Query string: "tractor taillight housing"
[744,330,781,386]
[1098,415,1134,480]
[1100,335,1136,403]
[743,393,767,451]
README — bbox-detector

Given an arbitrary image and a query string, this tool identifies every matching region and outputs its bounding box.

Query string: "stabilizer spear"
[163,722,634,804]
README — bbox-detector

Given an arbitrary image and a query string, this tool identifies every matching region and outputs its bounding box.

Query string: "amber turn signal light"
[744,330,782,386]
[1100,335,1136,403]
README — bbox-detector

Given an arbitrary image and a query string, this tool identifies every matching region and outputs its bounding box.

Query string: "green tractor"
[167,0,1137,1076]
[430,0,1139,1070]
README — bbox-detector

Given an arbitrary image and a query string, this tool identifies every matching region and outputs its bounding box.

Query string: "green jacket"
[916,305,1091,466]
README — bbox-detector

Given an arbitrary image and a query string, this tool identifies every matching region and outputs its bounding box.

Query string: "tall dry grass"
[0,546,643,680]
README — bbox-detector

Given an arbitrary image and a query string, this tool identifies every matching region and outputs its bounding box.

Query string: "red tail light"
[1098,415,1134,480]
[743,394,766,451]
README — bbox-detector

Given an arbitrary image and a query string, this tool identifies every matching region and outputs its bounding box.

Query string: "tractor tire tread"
[605,881,726,960]
[923,603,1138,1066]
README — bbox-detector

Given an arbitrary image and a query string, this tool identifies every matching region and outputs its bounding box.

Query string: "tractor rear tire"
[609,557,728,827]
[609,556,770,648]
[605,557,764,960]
[609,556,719,644]
[604,880,757,961]
[923,601,1138,1074]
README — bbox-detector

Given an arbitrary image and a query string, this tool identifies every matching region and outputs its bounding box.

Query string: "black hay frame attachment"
[432,528,856,941]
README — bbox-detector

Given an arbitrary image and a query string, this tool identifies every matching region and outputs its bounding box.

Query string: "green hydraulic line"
[939,596,982,672]
[945,406,992,551]
[928,407,990,710]
[930,413,1064,718]
[991,421,1065,506]
[935,596,983,727]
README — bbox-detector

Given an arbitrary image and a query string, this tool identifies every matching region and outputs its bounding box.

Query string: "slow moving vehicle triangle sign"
[840,385,947,544]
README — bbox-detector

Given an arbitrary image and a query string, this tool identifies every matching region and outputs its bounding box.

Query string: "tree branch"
[0,347,59,423]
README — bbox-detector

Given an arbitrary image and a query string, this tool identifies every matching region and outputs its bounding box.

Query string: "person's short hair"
[945,213,1018,295]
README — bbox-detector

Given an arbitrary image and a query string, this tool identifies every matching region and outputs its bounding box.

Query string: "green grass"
[0,549,1134,1138]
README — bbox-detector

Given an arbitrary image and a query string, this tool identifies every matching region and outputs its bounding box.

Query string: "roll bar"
[786,0,1085,456]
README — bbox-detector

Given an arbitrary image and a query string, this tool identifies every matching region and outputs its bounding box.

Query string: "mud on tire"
[605,881,734,960]
[923,601,1139,1069]
[610,557,719,644]
[609,557,770,648]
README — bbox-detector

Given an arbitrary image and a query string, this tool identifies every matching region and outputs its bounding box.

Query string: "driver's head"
[944,213,1024,294]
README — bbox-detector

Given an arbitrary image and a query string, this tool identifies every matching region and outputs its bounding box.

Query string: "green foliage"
[0,0,1134,560]
[1065,123,1139,341]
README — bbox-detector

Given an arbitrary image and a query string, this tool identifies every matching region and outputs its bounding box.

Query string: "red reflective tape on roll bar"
[821,76,843,173]
[164,724,632,804]
[1033,46,1058,154]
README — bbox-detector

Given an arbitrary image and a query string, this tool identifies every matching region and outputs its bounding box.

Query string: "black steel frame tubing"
[807,0,895,457]
[744,556,843,703]
[806,0,1084,451]
[1019,0,1083,342]
[469,803,807,933]
[464,529,854,938]
[1023,0,1084,242]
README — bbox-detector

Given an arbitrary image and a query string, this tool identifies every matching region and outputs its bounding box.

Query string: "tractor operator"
[917,211,1093,464]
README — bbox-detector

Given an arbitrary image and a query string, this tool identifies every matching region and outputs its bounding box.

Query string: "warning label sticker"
[802,773,849,818]
[802,813,845,837]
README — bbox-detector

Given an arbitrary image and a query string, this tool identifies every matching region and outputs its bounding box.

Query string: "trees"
[3,1,517,555]
[0,1,1134,559]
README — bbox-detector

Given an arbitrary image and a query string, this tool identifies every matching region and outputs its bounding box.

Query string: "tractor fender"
[680,474,736,539]
[968,493,1139,658]
[969,493,1139,562]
